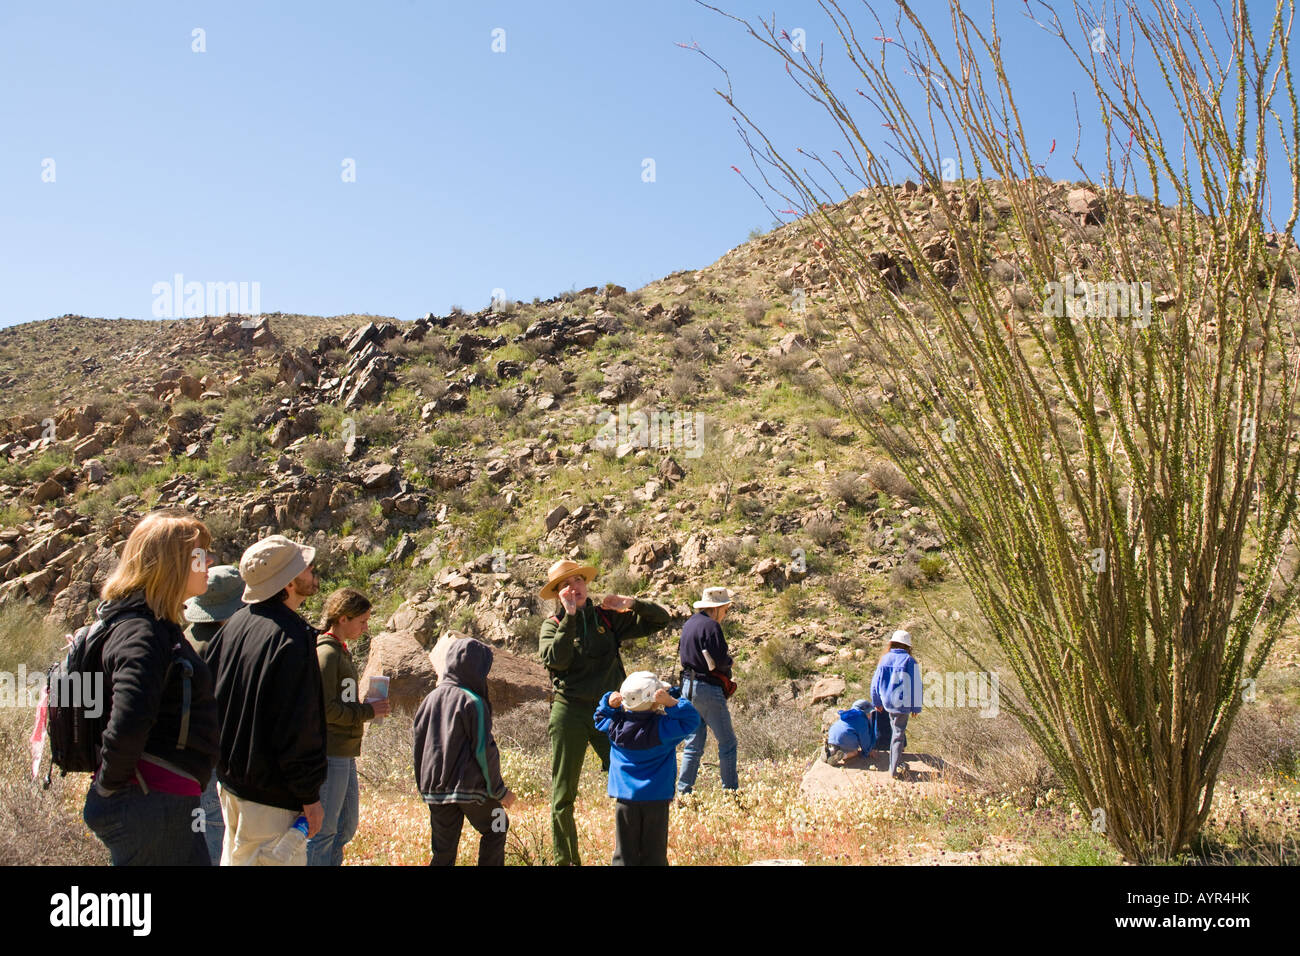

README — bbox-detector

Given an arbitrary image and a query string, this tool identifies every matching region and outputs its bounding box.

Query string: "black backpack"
[39,603,192,788]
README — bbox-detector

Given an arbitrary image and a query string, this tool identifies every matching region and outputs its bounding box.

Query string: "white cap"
[619,671,668,712]
[890,629,913,648]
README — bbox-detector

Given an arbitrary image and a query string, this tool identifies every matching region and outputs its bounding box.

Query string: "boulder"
[679,533,709,571]
[626,539,672,574]
[361,463,399,489]
[32,477,65,504]
[73,436,104,463]
[359,631,439,713]
[1066,187,1104,224]
[55,405,98,440]
[809,676,847,705]
[544,505,569,532]
[752,556,787,588]
[800,750,947,796]
[773,331,806,356]
[177,375,203,400]
[390,533,417,564]
[361,630,548,715]
[387,600,442,646]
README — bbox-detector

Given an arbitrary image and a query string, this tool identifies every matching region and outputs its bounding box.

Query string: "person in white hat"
[869,629,923,779]
[536,558,672,866]
[202,534,327,865]
[676,586,739,794]
[594,672,700,865]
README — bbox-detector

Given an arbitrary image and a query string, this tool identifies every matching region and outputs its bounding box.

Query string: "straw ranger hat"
[239,535,316,604]
[539,559,598,601]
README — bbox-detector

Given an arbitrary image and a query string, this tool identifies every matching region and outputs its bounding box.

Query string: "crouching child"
[824,699,885,766]
[413,637,516,865]
[594,671,700,866]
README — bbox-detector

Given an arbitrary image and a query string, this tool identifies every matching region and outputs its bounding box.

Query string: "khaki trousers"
[218,784,305,866]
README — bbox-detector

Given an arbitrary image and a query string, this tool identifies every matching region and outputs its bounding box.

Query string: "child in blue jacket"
[825,699,883,765]
[594,671,700,866]
[870,629,923,779]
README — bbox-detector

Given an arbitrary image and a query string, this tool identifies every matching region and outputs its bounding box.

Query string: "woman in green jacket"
[306,588,391,866]
[536,559,671,866]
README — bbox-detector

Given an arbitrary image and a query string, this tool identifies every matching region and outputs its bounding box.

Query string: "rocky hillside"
[3,178,1298,721]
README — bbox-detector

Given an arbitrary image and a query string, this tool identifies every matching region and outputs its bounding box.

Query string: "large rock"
[55,404,99,440]
[1066,187,1104,224]
[177,374,203,400]
[544,505,569,531]
[679,533,709,571]
[361,463,399,489]
[626,539,672,574]
[32,477,65,504]
[800,750,948,797]
[387,600,442,646]
[752,556,787,588]
[360,631,549,715]
[73,436,104,463]
[809,676,847,705]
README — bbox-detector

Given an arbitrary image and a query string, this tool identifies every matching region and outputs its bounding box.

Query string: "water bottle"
[267,814,309,864]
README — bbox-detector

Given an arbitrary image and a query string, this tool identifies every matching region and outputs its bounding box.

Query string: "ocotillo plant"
[696,0,1300,860]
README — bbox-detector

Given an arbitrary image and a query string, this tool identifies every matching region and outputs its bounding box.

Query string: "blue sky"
[1,1,1294,328]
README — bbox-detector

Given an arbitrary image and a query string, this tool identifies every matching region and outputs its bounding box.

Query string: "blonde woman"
[306,587,390,865]
[81,509,220,865]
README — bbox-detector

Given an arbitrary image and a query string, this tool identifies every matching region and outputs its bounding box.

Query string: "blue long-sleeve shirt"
[828,699,879,752]
[594,692,700,801]
[871,649,923,714]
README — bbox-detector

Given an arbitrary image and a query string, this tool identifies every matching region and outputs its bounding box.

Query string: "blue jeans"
[199,770,224,866]
[888,712,911,776]
[307,756,359,866]
[83,784,210,866]
[676,679,738,792]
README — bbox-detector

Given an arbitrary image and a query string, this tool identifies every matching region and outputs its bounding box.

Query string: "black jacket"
[203,599,327,811]
[96,591,219,790]
[413,638,507,805]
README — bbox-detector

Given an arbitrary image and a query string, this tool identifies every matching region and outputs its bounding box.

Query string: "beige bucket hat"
[539,559,598,601]
[693,586,734,609]
[239,534,316,603]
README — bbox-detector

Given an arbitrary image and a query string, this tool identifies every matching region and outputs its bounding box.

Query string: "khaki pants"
[218,784,305,866]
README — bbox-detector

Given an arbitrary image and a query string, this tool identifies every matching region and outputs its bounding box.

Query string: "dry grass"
[0,607,110,864]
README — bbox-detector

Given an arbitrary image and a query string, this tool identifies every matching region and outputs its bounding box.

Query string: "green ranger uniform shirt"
[537,598,670,702]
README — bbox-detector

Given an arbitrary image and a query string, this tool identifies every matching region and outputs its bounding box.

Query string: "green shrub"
[919,554,946,581]
[757,633,812,678]
[303,439,344,473]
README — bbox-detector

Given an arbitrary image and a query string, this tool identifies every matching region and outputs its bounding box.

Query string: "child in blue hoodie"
[594,671,700,866]
[870,629,923,778]
[825,698,884,765]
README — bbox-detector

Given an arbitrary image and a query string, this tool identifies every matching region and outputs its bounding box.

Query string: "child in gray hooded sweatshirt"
[412,637,516,865]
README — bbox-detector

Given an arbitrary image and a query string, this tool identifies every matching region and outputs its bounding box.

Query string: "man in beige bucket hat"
[536,558,671,865]
[676,586,739,795]
[203,535,327,865]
